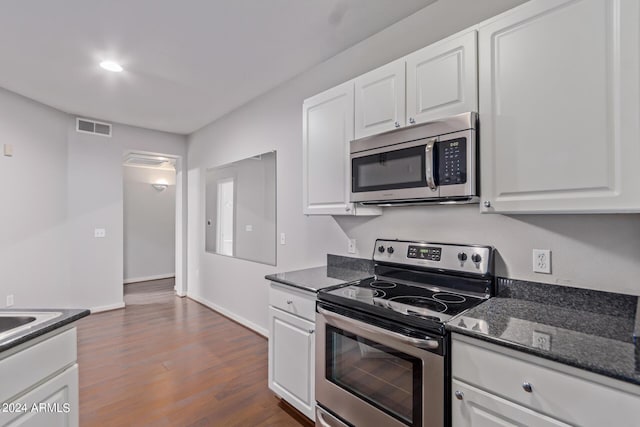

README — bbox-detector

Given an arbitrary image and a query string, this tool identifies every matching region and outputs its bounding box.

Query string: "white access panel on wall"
[354,59,406,139]
[406,30,478,126]
[479,0,640,213]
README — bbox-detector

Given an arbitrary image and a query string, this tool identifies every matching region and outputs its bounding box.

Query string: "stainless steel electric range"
[315,239,494,427]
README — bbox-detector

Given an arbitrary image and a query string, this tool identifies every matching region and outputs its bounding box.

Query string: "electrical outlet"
[347,238,357,254]
[6,294,14,307]
[94,228,106,238]
[280,233,286,245]
[532,249,551,274]
[532,330,552,350]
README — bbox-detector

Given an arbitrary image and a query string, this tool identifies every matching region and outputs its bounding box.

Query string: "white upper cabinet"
[479,0,640,213]
[406,30,478,126]
[302,82,381,216]
[354,59,406,139]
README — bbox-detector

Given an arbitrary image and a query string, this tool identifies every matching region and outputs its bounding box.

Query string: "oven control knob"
[471,253,482,263]
[387,246,394,254]
[457,252,467,262]
[378,245,385,253]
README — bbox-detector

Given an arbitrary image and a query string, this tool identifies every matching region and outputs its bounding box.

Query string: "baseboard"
[187,293,269,338]
[91,302,125,313]
[123,274,175,284]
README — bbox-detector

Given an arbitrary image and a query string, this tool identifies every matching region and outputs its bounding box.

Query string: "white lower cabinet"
[0,365,78,427]
[0,327,79,427]
[452,333,640,427]
[268,283,316,420]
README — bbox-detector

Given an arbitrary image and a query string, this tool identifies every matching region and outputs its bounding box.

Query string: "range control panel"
[374,239,493,276]
[407,245,441,261]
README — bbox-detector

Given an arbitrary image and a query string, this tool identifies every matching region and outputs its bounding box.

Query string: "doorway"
[122,151,186,296]
[216,177,235,256]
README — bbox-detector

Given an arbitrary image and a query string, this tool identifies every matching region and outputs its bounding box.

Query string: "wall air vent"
[76,118,112,137]
[123,153,176,170]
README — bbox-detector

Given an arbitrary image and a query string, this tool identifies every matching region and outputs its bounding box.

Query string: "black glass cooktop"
[320,277,486,325]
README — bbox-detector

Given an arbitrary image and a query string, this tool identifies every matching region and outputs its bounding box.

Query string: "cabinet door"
[452,380,570,427]
[354,59,406,139]
[0,365,79,427]
[479,0,640,213]
[406,30,478,125]
[268,307,315,419]
[302,82,355,215]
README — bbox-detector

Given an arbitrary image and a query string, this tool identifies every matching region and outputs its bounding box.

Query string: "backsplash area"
[327,254,374,276]
[334,206,640,296]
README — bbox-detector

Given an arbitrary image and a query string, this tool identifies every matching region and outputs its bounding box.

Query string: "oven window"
[326,325,422,426]
[352,145,426,193]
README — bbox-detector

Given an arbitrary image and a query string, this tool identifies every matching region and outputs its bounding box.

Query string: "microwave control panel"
[438,137,467,186]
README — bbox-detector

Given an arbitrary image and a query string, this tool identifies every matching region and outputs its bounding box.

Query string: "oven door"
[316,302,444,427]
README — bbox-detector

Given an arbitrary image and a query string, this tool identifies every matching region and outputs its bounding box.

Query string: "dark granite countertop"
[446,278,640,386]
[0,308,90,353]
[265,254,373,293]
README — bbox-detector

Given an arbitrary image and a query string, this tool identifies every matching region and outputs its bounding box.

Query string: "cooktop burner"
[370,280,396,289]
[433,293,466,304]
[388,296,448,313]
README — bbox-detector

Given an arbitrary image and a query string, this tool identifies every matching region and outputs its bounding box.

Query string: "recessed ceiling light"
[99,60,123,72]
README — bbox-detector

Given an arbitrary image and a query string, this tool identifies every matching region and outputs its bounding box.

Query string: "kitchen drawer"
[269,283,316,321]
[451,379,569,427]
[0,327,77,404]
[452,335,640,427]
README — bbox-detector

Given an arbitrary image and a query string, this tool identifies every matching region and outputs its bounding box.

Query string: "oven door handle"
[317,306,439,350]
[425,138,438,191]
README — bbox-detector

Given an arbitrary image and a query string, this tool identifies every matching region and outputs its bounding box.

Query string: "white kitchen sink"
[0,312,63,341]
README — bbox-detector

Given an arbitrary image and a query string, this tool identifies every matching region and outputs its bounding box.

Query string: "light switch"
[3,144,13,157]
[245,225,253,232]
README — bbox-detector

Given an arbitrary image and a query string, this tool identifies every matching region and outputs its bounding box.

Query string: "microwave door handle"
[425,138,437,191]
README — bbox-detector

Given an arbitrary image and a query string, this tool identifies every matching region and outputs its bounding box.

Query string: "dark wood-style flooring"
[76,279,312,427]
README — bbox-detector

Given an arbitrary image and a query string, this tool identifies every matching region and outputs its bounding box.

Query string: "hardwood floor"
[77,279,313,427]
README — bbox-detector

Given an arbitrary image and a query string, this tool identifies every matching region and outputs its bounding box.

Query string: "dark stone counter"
[265,254,373,293]
[447,278,640,386]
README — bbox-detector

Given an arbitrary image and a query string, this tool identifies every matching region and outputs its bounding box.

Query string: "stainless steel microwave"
[350,112,478,206]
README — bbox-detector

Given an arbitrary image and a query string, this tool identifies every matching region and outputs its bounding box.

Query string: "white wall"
[0,87,71,309]
[0,86,187,310]
[67,121,186,311]
[123,167,176,283]
[187,0,533,335]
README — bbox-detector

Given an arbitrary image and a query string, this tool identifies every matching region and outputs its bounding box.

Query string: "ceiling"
[0,0,435,134]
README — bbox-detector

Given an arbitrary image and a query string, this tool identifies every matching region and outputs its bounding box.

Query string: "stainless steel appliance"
[316,239,494,427]
[350,112,478,206]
